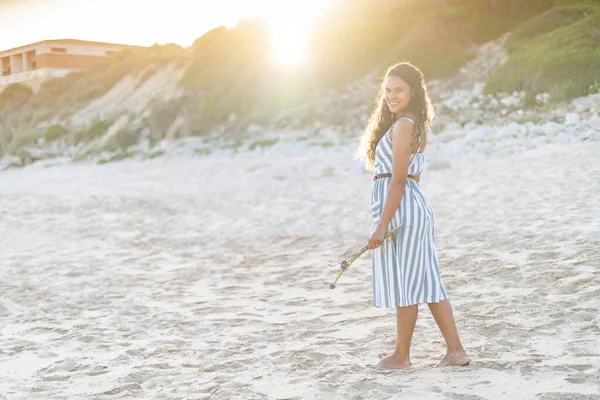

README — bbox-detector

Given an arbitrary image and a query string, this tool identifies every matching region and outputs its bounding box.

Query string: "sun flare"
[261,1,332,67]
[0,0,333,68]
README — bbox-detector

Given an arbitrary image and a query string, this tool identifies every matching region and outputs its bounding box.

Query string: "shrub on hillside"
[506,6,596,52]
[82,119,111,141]
[43,124,69,141]
[180,19,271,123]
[486,8,600,101]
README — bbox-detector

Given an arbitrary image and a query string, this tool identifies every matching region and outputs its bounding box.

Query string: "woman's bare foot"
[375,353,411,370]
[435,350,471,367]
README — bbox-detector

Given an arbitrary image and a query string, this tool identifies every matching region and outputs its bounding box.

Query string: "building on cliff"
[0,39,142,92]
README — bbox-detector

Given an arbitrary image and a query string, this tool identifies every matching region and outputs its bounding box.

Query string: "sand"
[1,140,599,399]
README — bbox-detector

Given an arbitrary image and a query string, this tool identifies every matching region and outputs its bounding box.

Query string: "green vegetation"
[248,138,278,151]
[101,139,119,153]
[97,151,136,164]
[505,6,596,52]
[194,147,212,156]
[180,20,273,126]
[486,6,600,101]
[43,124,69,141]
[145,150,165,159]
[82,119,111,141]
[310,0,551,85]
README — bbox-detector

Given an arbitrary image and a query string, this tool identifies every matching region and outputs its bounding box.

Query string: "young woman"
[358,62,470,370]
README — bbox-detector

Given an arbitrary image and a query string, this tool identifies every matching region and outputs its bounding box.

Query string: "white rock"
[464,121,478,130]
[535,92,550,104]
[581,130,598,140]
[472,83,485,96]
[500,96,520,107]
[0,155,23,169]
[349,160,366,175]
[321,165,335,177]
[427,160,452,171]
[439,128,466,141]
[29,157,72,169]
[565,113,581,126]
[498,125,515,138]
[540,121,563,136]
[444,122,462,131]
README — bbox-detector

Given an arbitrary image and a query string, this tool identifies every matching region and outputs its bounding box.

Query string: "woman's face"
[384,75,412,115]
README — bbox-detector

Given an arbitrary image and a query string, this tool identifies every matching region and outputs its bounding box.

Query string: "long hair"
[356,62,434,171]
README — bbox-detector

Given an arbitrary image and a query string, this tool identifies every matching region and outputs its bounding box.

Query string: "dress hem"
[373,294,449,309]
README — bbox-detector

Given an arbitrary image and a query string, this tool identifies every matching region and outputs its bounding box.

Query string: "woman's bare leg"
[427,299,470,367]
[376,305,418,369]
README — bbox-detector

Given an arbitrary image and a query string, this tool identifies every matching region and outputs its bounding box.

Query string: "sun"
[260,0,332,67]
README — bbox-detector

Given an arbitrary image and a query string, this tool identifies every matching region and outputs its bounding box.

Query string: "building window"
[31,61,37,69]
[51,47,67,53]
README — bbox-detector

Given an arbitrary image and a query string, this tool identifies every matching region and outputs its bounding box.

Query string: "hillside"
[0,0,599,169]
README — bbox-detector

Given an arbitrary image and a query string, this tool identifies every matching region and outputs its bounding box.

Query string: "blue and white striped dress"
[370,118,448,308]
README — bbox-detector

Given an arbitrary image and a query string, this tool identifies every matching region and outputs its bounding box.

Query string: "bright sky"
[0,0,332,65]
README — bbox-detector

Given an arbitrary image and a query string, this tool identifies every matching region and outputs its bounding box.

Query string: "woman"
[357,62,470,370]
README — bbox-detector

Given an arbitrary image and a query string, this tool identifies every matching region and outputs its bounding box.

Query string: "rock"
[536,92,550,105]
[349,160,366,175]
[21,147,60,162]
[427,160,452,171]
[565,112,581,126]
[28,157,72,169]
[500,95,520,107]
[499,122,527,138]
[321,165,335,177]
[0,155,23,169]
[444,122,462,131]
[580,129,597,140]
[540,121,563,136]
[463,121,478,130]
[472,82,485,96]
[440,128,466,141]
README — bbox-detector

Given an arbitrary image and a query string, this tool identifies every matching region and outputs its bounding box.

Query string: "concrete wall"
[35,53,108,70]
[0,68,74,92]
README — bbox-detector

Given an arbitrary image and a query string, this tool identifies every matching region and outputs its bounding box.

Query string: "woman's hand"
[368,225,386,249]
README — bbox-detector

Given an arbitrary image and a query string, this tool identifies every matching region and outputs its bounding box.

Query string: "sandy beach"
[1,139,599,399]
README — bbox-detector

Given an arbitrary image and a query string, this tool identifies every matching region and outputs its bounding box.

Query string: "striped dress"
[370,117,448,308]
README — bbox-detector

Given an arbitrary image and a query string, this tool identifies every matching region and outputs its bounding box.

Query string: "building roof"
[0,39,144,57]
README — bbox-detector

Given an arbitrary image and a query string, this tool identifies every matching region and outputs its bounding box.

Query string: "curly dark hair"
[357,62,434,171]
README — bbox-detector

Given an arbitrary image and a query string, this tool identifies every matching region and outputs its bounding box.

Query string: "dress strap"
[398,116,415,124]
